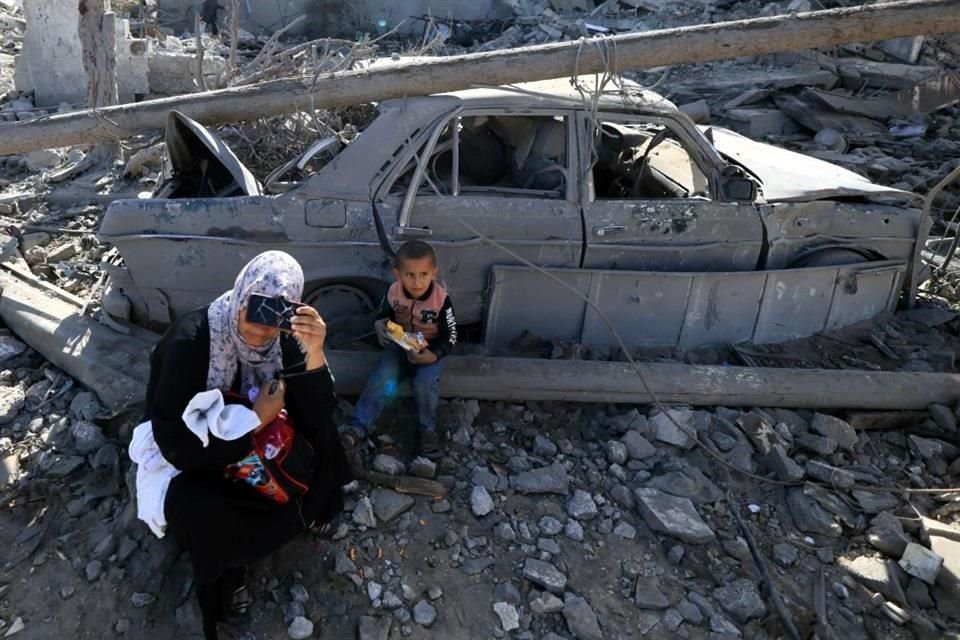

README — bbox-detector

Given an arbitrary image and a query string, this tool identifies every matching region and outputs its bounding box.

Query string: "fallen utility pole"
[1,0,959,156]
[0,263,156,412]
[326,351,959,410]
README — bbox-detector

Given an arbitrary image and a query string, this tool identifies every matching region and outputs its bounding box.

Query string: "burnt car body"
[98,79,925,351]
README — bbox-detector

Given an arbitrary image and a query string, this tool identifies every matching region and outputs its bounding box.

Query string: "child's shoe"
[417,431,442,460]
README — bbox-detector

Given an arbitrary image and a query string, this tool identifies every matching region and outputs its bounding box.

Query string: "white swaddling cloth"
[128,390,259,538]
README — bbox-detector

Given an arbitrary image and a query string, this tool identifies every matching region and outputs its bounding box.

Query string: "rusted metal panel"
[582,272,693,346]
[751,269,838,343]
[483,268,591,347]
[484,261,906,351]
[824,263,903,331]
[678,274,766,347]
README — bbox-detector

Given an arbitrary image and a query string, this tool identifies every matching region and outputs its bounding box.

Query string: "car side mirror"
[721,176,757,202]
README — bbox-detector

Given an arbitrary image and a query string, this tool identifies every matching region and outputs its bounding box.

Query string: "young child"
[343,241,457,459]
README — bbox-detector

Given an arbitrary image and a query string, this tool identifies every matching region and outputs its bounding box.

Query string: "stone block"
[899,543,943,584]
[725,108,801,137]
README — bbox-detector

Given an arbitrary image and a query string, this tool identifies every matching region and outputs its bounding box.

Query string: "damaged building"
[157,0,511,37]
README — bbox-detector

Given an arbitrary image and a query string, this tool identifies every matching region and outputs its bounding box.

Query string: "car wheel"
[304,283,377,348]
[789,248,871,268]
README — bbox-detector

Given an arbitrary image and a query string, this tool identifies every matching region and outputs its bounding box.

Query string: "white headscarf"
[206,251,304,394]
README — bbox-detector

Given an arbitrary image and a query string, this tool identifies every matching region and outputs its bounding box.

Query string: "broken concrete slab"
[369,489,415,523]
[651,408,696,449]
[724,107,800,137]
[148,49,226,96]
[763,445,805,481]
[786,487,841,537]
[675,65,837,94]
[839,555,908,605]
[522,558,567,593]
[634,488,716,544]
[0,265,156,412]
[633,577,674,610]
[909,435,950,460]
[562,593,604,640]
[646,467,722,504]
[807,88,909,121]
[804,460,854,488]
[0,384,25,425]
[774,93,889,134]
[928,533,960,604]
[808,74,960,122]
[836,58,939,90]
[713,579,767,624]
[899,543,943,585]
[868,512,911,558]
[1,453,19,487]
[737,411,783,455]
[510,463,570,495]
[621,431,656,460]
[722,88,769,110]
[879,35,925,63]
[852,490,902,515]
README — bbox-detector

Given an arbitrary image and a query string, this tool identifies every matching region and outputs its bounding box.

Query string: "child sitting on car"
[341,240,457,459]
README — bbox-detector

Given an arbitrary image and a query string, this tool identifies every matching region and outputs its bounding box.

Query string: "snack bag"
[385,320,428,352]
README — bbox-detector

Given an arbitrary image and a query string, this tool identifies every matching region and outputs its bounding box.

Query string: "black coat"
[145,308,352,584]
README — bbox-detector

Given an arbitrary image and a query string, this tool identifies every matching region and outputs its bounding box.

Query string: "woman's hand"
[290,305,327,369]
[253,379,285,428]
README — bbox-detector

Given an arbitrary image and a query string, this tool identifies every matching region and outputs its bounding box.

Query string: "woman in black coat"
[130,250,352,640]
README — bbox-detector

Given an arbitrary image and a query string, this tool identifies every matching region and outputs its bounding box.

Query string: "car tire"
[304,283,379,348]
[788,248,871,268]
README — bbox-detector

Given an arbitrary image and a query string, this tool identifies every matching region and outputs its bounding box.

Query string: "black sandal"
[418,431,442,460]
[229,585,252,618]
[339,427,368,455]
[309,513,341,540]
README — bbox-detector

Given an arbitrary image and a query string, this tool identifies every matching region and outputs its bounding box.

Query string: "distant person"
[200,0,221,35]
[341,241,458,459]
[129,251,352,640]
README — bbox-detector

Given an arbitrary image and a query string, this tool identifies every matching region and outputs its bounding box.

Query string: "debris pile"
[3,360,960,637]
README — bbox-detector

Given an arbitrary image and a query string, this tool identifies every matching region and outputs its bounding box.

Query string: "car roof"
[439,77,679,114]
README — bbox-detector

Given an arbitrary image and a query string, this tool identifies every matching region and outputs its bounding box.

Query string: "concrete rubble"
[1,0,960,639]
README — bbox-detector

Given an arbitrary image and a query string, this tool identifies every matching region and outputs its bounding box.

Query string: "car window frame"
[579,111,727,204]
[394,108,580,229]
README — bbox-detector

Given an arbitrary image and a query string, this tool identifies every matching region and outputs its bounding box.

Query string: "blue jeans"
[351,344,443,433]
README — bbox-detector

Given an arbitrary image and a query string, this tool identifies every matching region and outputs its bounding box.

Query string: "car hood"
[707,127,918,204]
[164,110,261,197]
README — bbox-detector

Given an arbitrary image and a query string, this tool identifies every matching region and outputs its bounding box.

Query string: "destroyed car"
[99,79,924,351]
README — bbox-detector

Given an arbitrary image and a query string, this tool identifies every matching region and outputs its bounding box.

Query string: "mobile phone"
[245,294,302,331]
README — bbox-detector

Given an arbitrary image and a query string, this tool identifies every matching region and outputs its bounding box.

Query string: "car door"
[579,114,764,272]
[384,110,584,324]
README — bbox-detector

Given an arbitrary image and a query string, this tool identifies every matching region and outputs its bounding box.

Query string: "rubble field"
[2,0,960,639]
